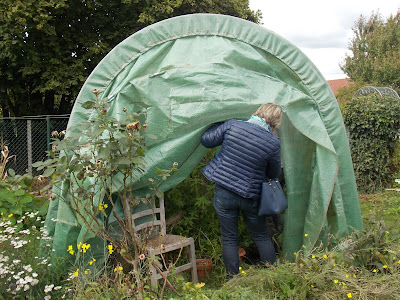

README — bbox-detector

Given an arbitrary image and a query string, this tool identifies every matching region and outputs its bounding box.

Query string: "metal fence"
[0,115,70,175]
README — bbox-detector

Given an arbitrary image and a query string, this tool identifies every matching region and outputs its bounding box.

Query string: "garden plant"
[342,94,400,193]
[1,91,400,298]
[30,90,186,299]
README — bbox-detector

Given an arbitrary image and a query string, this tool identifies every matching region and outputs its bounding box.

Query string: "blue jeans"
[213,185,276,276]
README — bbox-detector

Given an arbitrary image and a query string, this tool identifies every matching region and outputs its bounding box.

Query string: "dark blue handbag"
[258,179,288,216]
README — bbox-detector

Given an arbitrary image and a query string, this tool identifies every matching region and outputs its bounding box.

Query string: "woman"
[200,103,282,277]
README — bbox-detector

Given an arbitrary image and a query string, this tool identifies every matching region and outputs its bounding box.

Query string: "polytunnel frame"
[353,86,400,98]
[44,14,363,265]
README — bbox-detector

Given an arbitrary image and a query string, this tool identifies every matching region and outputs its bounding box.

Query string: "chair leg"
[188,240,198,283]
[148,251,158,289]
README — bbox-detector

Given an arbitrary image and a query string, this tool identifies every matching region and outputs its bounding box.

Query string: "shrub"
[0,180,48,229]
[0,213,68,299]
[34,90,184,298]
[342,94,400,193]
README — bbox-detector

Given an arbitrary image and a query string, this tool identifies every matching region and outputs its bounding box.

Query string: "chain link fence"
[0,115,70,176]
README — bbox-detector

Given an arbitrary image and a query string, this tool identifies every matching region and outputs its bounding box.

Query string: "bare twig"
[151,261,182,297]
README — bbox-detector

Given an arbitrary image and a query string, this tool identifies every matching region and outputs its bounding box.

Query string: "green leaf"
[117,157,131,165]
[109,141,120,151]
[81,101,96,109]
[136,148,145,157]
[89,126,105,137]
[8,169,15,177]
[42,168,55,177]
[19,195,33,204]
[43,158,57,166]
[10,206,22,216]
[14,189,25,196]
[98,146,111,160]
[32,161,43,168]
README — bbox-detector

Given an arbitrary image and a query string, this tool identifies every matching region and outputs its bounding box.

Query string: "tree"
[340,11,400,93]
[0,0,260,117]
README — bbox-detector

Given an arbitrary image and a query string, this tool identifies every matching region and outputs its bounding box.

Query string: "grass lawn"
[359,190,400,230]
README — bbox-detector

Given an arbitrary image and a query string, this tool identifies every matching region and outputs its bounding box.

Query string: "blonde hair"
[254,103,282,129]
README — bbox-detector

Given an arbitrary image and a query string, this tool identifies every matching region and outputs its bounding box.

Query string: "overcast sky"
[249,0,399,80]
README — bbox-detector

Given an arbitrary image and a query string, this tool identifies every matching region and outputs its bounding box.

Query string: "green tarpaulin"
[44,13,363,265]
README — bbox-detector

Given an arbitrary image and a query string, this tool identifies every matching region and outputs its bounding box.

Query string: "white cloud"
[249,0,399,80]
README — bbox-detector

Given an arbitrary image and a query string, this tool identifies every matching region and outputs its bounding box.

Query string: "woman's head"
[254,103,282,129]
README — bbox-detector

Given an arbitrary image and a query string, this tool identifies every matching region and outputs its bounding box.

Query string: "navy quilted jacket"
[201,119,281,199]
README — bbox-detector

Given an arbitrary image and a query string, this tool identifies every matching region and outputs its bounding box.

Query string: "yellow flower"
[77,242,82,250]
[373,269,377,273]
[346,274,349,278]
[398,260,400,264]
[302,245,306,249]
[108,244,114,254]
[334,280,338,284]
[385,231,389,234]
[8,214,13,218]
[114,266,123,272]
[84,269,90,274]
[239,267,242,270]
[312,255,315,259]
[67,245,74,255]
[304,234,309,237]
[353,274,356,278]
[98,204,103,211]
[241,270,246,274]
[347,292,352,298]
[73,269,79,276]
[323,254,327,259]
[81,243,90,253]
[383,265,388,269]
[104,204,108,209]
[89,258,96,265]
[195,282,205,289]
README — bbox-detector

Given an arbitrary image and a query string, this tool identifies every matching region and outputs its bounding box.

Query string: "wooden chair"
[132,196,198,287]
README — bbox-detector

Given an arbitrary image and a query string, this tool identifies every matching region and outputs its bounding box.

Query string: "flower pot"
[238,247,246,261]
[196,258,212,281]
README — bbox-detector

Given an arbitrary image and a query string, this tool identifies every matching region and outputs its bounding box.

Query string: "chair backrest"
[131,197,166,239]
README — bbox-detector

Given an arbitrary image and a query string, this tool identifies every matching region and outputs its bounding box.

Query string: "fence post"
[46,116,51,154]
[27,120,32,175]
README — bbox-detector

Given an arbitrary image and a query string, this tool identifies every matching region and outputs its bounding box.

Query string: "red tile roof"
[327,78,353,95]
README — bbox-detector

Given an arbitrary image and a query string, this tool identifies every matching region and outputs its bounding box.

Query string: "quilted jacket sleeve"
[200,121,231,148]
